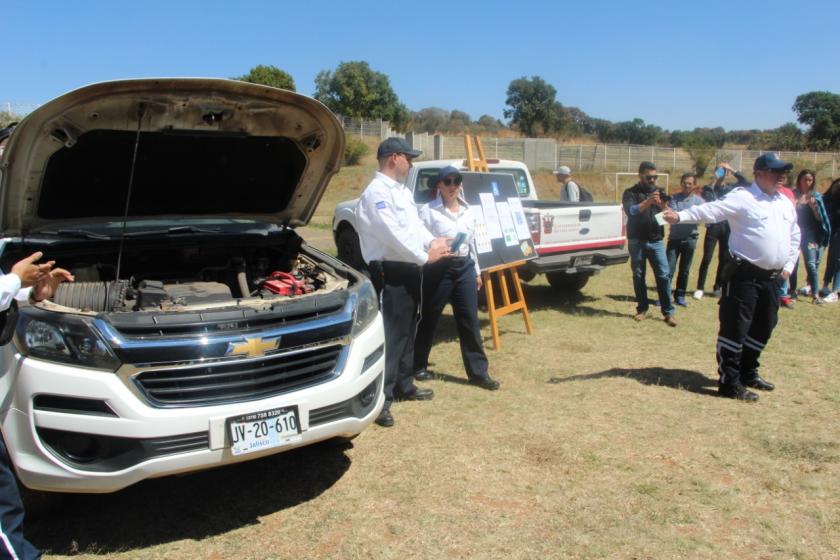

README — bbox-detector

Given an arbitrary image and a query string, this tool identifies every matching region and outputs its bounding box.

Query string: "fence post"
[604,144,608,171]
[672,147,676,171]
[578,145,582,171]
[434,134,443,160]
[627,145,631,173]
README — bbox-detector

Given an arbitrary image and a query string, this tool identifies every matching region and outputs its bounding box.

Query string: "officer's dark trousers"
[697,226,731,292]
[716,264,779,389]
[369,261,421,409]
[414,258,489,380]
[0,437,40,560]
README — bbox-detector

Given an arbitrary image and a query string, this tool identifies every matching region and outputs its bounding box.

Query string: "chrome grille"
[134,344,344,407]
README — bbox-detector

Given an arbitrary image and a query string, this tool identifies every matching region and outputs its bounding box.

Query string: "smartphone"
[715,167,726,179]
[449,232,467,253]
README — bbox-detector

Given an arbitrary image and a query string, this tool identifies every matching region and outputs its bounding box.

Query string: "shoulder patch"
[375,201,387,210]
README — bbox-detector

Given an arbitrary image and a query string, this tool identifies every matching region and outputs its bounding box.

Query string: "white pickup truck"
[332,159,628,291]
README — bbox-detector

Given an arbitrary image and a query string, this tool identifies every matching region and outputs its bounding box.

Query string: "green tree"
[314,61,409,130]
[503,76,558,137]
[793,91,840,150]
[766,123,807,151]
[233,64,296,91]
[411,107,449,133]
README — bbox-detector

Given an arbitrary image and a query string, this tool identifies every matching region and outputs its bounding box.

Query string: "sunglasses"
[643,174,658,180]
[442,176,463,186]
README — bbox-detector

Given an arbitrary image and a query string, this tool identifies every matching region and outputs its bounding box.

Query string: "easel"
[463,135,534,350]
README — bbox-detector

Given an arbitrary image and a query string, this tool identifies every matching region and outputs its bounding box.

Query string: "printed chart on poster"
[460,172,537,270]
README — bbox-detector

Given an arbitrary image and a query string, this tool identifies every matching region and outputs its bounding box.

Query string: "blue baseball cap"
[376,137,422,159]
[753,153,793,172]
[432,165,462,186]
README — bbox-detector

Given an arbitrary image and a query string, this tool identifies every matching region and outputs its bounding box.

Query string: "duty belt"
[736,259,783,280]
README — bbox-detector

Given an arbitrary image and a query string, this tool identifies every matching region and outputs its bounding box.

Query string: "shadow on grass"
[29,439,353,555]
[519,284,631,319]
[547,367,719,397]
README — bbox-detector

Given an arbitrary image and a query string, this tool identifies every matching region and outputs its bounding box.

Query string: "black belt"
[368,260,421,274]
[736,259,783,280]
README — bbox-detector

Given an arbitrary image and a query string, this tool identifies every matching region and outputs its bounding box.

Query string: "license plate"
[573,255,593,267]
[227,406,302,456]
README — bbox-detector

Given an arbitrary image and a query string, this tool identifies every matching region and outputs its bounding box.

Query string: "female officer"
[413,166,499,390]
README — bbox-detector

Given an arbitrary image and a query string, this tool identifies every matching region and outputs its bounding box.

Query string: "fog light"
[60,433,100,463]
[358,378,379,407]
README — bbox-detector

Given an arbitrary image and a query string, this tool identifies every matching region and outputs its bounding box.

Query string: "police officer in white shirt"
[663,153,799,401]
[414,166,499,391]
[356,138,451,427]
[0,251,73,560]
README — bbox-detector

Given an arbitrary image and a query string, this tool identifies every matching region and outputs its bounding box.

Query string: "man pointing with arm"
[662,153,799,401]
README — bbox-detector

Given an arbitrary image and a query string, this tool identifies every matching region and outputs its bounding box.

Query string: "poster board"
[459,172,537,270]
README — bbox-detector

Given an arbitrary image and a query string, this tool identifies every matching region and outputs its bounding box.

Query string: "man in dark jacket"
[694,162,749,299]
[622,161,676,326]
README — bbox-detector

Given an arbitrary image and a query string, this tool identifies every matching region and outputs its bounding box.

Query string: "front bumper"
[0,314,385,493]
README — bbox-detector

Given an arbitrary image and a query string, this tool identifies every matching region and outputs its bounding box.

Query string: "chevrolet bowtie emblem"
[226,337,280,358]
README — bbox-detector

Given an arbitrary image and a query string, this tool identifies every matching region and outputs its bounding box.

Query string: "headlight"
[351,280,379,336]
[15,309,120,371]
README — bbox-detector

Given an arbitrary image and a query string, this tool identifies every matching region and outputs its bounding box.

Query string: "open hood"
[0,78,345,236]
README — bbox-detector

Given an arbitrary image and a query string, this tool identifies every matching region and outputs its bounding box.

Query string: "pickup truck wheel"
[546,272,590,292]
[336,227,365,272]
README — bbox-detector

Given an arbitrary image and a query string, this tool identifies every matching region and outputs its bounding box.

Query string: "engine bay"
[6,228,348,313]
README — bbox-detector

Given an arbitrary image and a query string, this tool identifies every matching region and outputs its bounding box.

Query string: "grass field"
[29,158,839,560]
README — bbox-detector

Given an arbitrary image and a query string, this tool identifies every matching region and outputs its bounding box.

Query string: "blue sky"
[4,0,839,131]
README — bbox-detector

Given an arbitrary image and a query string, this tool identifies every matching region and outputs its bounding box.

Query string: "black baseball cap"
[377,137,422,159]
[753,153,793,172]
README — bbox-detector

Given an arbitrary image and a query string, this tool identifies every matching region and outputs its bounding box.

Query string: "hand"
[661,209,680,224]
[720,162,734,173]
[427,244,452,264]
[11,251,53,288]
[780,270,790,280]
[31,268,75,302]
[430,237,450,252]
[476,275,483,291]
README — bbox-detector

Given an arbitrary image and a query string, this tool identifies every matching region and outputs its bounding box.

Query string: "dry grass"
[31,164,840,559]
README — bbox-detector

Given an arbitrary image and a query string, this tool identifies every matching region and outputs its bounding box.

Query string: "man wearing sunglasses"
[622,161,677,326]
[356,137,452,427]
[662,153,800,402]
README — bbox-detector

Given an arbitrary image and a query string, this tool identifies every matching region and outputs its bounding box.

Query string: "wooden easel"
[463,135,534,350]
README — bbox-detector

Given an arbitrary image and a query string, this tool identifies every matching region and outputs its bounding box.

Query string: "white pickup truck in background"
[332,159,628,291]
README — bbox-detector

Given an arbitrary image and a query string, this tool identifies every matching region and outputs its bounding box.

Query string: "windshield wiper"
[37,228,113,240]
[123,225,222,238]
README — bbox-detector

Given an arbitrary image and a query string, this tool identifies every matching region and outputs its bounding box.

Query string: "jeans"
[789,238,822,296]
[666,237,697,299]
[628,238,675,316]
[821,230,840,295]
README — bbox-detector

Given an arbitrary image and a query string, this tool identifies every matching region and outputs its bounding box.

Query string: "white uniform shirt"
[0,273,32,312]
[356,171,434,265]
[419,193,480,275]
[676,183,801,274]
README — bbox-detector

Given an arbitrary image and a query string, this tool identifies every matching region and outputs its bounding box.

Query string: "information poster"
[459,172,538,270]
[507,197,532,240]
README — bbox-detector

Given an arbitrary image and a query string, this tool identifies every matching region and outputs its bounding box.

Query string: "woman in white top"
[413,166,499,390]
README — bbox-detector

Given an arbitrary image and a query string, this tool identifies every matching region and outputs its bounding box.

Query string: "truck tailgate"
[522,201,625,255]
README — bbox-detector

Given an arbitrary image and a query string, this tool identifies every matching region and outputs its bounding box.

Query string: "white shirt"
[356,171,434,265]
[419,193,480,275]
[676,183,801,274]
[565,180,581,202]
[0,273,32,312]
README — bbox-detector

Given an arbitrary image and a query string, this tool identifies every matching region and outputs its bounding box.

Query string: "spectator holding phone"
[414,166,500,390]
